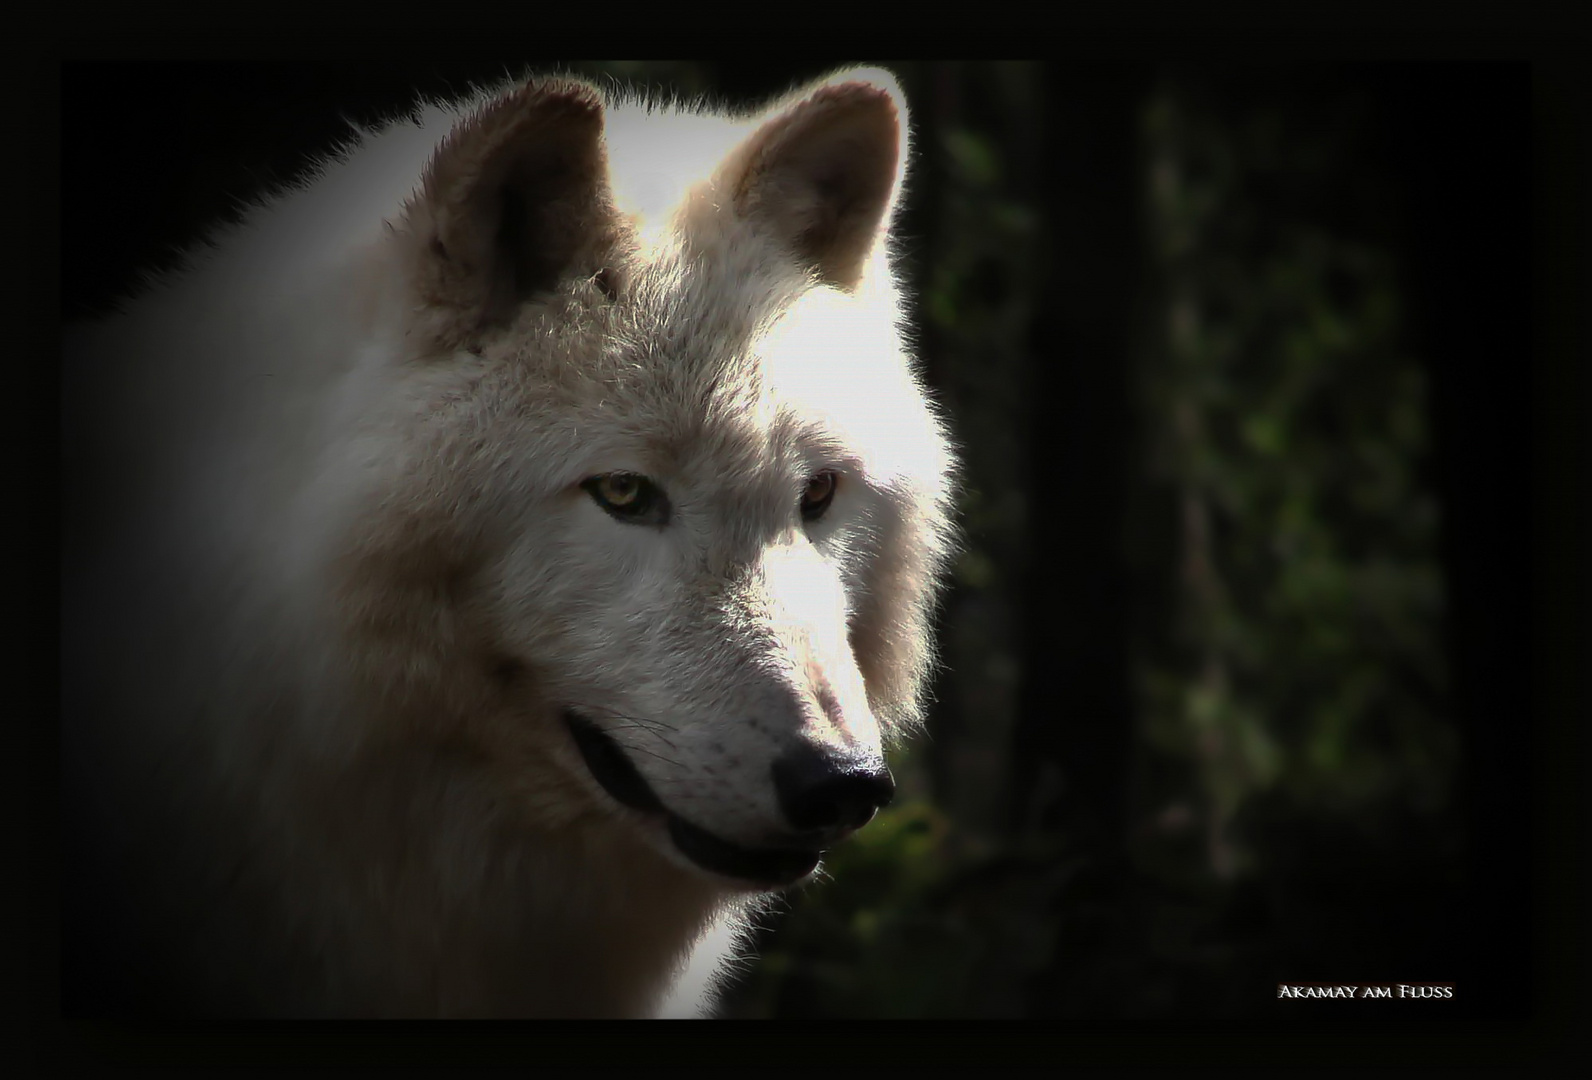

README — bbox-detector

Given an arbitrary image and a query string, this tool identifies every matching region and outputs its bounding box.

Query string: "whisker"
[611,743,686,770]
[574,705,680,746]
[605,718,677,740]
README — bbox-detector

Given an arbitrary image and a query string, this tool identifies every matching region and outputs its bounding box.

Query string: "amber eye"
[800,470,839,522]
[582,472,670,525]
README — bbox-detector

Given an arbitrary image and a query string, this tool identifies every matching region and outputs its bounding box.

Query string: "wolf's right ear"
[395,78,622,349]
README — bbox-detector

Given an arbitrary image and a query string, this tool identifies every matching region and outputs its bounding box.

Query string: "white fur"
[63,68,956,1017]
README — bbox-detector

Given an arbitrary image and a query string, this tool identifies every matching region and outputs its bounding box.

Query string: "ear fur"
[725,68,907,290]
[397,78,623,349]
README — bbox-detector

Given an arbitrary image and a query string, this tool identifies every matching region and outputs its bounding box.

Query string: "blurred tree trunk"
[1007,68,1148,855]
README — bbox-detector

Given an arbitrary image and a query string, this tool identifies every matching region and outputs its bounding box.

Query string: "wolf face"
[322,71,956,889]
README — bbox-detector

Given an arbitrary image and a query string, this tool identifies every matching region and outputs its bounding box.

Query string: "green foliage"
[1136,81,1455,874]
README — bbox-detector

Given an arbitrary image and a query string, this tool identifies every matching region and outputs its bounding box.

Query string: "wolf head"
[320,69,957,889]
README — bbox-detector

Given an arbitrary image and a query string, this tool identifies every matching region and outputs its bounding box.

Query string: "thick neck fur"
[229,733,727,1017]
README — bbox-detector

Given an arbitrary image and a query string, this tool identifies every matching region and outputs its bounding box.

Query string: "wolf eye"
[800,470,839,522]
[582,472,670,525]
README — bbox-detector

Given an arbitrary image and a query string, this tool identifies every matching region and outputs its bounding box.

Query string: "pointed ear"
[397,78,621,348]
[726,68,907,290]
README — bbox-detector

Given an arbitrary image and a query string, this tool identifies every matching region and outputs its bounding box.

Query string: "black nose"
[771,742,896,836]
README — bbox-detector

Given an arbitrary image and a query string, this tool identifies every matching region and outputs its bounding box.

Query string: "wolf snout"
[771,742,895,839]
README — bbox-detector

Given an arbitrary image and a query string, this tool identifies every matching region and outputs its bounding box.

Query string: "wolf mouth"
[563,709,823,886]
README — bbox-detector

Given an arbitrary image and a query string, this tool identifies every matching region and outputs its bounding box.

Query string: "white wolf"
[62,66,956,1017]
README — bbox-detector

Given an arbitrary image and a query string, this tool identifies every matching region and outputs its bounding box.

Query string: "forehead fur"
[492,238,931,490]
[488,249,819,493]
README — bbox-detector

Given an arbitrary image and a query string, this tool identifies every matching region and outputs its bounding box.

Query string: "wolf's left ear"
[396,78,622,348]
[726,68,907,291]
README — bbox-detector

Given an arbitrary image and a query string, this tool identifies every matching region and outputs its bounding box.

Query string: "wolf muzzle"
[563,709,892,887]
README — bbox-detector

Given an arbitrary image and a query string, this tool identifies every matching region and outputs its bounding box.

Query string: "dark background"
[56,61,1578,1035]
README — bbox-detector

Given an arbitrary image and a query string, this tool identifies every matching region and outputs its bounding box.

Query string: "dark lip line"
[563,707,667,816]
[562,708,823,886]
